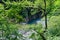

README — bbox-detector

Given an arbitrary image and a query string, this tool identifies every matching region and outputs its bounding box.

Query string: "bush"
[0,23,20,40]
[45,16,60,40]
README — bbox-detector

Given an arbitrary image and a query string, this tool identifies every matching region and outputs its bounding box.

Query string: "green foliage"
[30,24,44,33]
[44,16,60,40]
[48,0,60,16]
[28,24,45,40]
[0,0,60,40]
[0,23,19,40]
[30,33,43,40]
[48,16,60,36]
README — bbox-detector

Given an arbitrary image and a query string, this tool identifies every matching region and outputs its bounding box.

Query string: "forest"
[0,0,60,40]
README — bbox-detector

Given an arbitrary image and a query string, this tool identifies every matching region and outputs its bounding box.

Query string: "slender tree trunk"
[44,0,47,31]
[37,0,47,40]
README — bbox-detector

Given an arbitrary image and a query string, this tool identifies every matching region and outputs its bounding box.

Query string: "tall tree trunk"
[44,0,47,31]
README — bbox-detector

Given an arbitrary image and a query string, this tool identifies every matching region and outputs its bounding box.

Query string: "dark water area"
[27,18,41,24]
